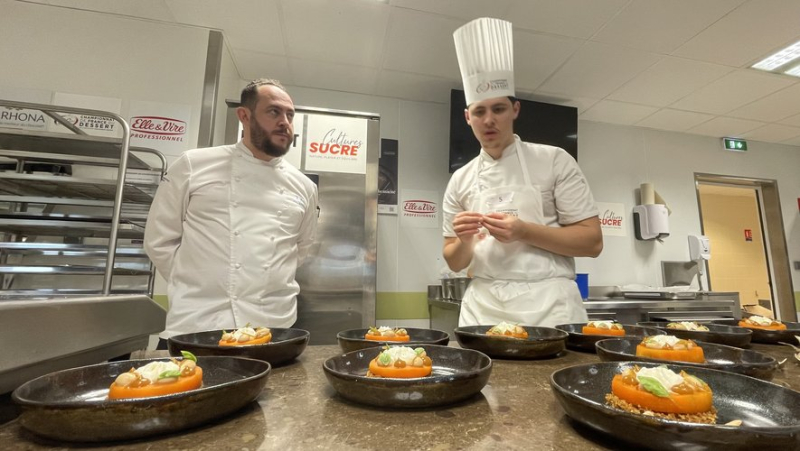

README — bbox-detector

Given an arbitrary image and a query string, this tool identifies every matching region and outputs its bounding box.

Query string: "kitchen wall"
[285,84,800,323]
[2,1,798,323]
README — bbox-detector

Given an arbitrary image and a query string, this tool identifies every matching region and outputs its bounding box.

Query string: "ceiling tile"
[530,91,600,114]
[687,116,764,138]
[166,0,284,54]
[232,49,293,85]
[375,70,457,104]
[778,112,800,127]
[537,41,662,98]
[742,123,800,143]
[45,0,176,21]
[592,0,745,54]
[290,59,378,96]
[382,9,463,79]
[670,70,795,115]
[780,134,800,146]
[727,82,800,122]
[282,0,391,68]
[635,109,714,132]
[515,31,582,91]
[389,0,514,21]
[579,100,658,125]
[673,0,800,67]
[608,57,733,107]
[504,0,628,39]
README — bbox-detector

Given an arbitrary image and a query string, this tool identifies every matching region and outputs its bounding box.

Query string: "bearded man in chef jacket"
[443,18,602,328]
[144,79,319,349]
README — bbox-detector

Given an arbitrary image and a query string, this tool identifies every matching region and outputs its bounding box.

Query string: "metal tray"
[622,290,698,299]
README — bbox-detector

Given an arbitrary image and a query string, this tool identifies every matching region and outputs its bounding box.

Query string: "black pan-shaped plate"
[323,344,491,408]
[336,327,449,353]
[595,337,778,380]
[711,319,800,344]
[454,325,567,359]
[555,323,665,352]
[11,356,270,442]
[551,361,800,450]
[168,328,309,366]
[638,321,752,348]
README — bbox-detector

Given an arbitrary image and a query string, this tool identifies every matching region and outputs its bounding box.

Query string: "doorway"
[695,174,796,321]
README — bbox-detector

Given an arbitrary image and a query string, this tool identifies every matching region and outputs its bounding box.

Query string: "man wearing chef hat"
[443,18,602,328]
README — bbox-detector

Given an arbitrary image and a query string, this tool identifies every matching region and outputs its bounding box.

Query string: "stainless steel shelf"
[0,288,147,299]
[0,264,149,275]
[0,242,148,257]
[0,128,156,170]
[0,218,144,238]
[0,172,156,203]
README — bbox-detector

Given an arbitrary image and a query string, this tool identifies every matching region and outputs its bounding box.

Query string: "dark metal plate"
[336,327,449,353]
[454,325,567,359]
[595,337,778,380]
[638,321,752,348]
[711,319,800,344]
[11,356,270,442]
[168,328,309,366]
[550,361,800,450]
[323,344,491,408]
[555,323,665,352]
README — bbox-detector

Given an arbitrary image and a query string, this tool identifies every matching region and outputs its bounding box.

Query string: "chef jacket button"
[232,201,238,208]
[232,296,238,301]
[234,230,240,236]
[235,263,241,269]
[270,236,275,241]
[277,211,282,217]
[263,264,269,270]
[235,176,241,182]
[279,188,285,194]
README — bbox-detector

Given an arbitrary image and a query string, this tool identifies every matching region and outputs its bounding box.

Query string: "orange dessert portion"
[486,321,528,339]
[364,326,410,342]
[738,315,787,331]
[635,335,705,363]
[606,365,716,424]
[218,326,272,346]
[108,351,202,400]
[582,320,626,336]
[366,346,433,378]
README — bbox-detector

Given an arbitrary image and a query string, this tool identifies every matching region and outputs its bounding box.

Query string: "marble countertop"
[2,343,798,450]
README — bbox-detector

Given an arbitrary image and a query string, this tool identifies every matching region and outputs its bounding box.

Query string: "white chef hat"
[453,17,515,106]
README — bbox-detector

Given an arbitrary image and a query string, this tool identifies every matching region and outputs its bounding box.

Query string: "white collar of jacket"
[235,140,284,167]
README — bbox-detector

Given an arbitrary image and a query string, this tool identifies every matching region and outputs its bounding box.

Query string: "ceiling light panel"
[752,40,800,71]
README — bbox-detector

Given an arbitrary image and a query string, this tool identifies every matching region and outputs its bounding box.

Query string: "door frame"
[694,173,796,320]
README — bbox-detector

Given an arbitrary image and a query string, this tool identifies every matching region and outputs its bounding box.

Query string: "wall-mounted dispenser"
[633,204,670,240]
[688,235,710,290]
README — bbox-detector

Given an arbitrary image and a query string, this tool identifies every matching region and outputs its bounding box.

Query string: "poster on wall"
[378,138,398,215]
[127,100,192,158]
[303,114,367,174]
[596,202,627,237]
[400,189,440,228]
[50,92,122,137]
[0,86,52,131]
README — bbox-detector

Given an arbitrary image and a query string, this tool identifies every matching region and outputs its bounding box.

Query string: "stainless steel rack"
[0,100,167,298]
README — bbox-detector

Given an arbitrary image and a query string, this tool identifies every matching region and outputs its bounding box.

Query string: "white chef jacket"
[442,136,597,327]
[144,141,318,338]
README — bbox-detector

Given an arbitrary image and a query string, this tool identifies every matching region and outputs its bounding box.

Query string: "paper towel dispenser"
[633,204,669,240]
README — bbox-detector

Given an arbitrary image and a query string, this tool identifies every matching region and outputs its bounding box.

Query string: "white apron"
[459,139,588,328]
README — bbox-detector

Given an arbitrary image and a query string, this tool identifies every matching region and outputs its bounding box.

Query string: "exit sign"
[722,137,748,151]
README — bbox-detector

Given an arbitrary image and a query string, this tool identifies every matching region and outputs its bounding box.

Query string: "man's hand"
[452,211,483,245]
[482,212,525,243]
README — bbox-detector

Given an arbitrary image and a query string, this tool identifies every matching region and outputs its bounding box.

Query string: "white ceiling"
[21,0,800,146]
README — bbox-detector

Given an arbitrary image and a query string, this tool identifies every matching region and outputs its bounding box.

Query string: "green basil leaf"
[181,351,197,362]
[378,352,392,365]
[158,370,181,379]
[414,347,425,356]
[638,376,670,398]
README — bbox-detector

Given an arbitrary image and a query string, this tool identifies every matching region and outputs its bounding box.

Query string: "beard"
[249,117,291,158]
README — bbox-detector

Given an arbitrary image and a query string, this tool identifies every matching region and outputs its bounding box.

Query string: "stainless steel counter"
[2,343,798,450]
[584,292,741,324]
